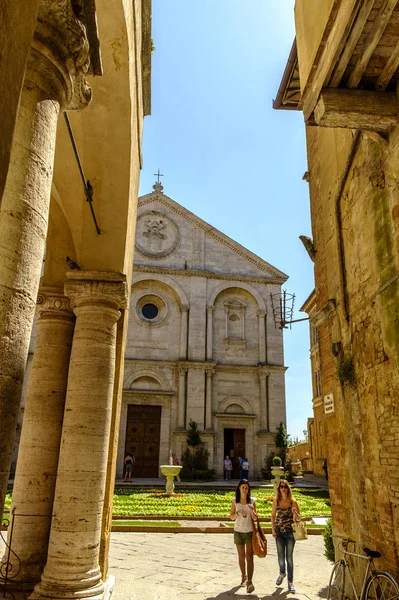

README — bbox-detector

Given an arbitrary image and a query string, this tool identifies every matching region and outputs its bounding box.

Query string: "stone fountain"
[160,451,182,496]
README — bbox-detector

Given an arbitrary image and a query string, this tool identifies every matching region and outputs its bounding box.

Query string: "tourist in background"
[123,452,135,481]
[224,455,233,480]
[271,479,300,593]
[230,479,258,594]
[241,458,249,480]
[238,456,244,479]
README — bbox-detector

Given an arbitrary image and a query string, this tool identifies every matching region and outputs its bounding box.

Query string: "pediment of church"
[135,190,288,282]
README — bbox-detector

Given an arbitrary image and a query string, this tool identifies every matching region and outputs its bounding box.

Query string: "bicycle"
[327,537,399,600]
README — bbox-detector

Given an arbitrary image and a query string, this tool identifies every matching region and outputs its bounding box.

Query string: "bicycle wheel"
[365,572,399,600]
[328,560,346,600]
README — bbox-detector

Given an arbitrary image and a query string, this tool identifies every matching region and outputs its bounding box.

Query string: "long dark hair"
[235,479,251,504]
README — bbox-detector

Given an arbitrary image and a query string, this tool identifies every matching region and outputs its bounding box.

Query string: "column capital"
[257,310,267,318]
[257,365,270,378]
[65,271,128,311]
[28,0,92,110]
[207,305,215,313]
[180,304,189,313]
[36,286,74,321]
[205,363,217,376]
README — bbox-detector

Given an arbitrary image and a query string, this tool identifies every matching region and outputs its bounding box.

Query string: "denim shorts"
[234,531,252,545]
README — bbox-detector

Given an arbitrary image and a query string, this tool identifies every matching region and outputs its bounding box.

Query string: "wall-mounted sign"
[324,393,334,414]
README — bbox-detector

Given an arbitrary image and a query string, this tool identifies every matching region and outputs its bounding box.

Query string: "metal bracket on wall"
[270,290,310,329]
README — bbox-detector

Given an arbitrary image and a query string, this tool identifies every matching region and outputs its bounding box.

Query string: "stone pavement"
[109,532,331,600]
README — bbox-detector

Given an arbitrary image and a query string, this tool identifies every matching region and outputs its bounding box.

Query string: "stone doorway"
[224,428,245,479]
[125,405,161,477]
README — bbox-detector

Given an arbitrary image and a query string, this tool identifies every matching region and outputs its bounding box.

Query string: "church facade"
[116,183,288,479]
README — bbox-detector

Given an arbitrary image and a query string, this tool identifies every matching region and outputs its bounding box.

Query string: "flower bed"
[112,488,330,518]
[4,488,330,520]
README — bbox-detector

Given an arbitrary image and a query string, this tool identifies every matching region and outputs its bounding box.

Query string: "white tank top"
[232,497,256,533]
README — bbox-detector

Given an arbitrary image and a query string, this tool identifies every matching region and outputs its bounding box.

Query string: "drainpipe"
[334,131,362,324]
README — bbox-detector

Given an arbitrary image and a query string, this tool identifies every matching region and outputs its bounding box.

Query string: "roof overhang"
[274,1,399,133]
[273,39,301,111]
[300,289,316,314]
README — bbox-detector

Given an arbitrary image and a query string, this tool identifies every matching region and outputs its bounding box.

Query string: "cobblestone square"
[109,532,331,600]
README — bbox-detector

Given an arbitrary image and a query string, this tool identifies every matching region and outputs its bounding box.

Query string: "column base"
[30,574,115,600]
[102,574,115,600]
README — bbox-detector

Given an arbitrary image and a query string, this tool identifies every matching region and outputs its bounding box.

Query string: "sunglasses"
[280,484,288,489]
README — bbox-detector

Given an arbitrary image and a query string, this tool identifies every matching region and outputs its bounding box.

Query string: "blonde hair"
[276,479,294,503]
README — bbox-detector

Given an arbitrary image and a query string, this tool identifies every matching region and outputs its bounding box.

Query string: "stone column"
[177,366,187,429]
[32,272,127,600]
[258,367,269,431]
[205,368,215,430]
[5,288,75,584]
[0,0,91,520]
[206,306,214,360]
[179,306,189,359]
[100,313,127,578]
[258,310,266,363]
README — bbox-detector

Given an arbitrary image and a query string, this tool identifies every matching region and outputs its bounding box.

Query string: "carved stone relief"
[135,211,180,258]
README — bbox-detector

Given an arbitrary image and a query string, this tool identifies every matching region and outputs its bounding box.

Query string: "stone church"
[116,181,288,479]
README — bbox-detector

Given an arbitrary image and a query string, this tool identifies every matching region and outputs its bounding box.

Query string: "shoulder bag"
[252,520,267,558]
[292,519,308,541]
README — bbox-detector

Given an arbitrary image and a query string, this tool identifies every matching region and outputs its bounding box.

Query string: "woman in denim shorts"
[230,479,259,594]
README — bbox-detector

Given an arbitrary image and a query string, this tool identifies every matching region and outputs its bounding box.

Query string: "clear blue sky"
[138,0,314,441]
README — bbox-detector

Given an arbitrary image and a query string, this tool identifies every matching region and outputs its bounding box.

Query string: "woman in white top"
[230,478,259,594]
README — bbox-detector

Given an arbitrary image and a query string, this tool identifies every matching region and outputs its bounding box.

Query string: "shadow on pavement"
[205,584,294,599]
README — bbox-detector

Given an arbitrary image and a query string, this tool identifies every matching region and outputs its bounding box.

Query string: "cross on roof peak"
[154,169,163,183]
[153,169,164,194]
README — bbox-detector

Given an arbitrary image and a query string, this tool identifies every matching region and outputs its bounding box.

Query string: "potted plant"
[271,455,284,492]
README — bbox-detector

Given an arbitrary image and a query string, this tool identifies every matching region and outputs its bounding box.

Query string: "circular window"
[135,294,168,326]
[142,303,158,319]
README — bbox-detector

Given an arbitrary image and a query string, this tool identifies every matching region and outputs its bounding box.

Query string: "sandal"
[247,581,255,593]
[241,575,247,586]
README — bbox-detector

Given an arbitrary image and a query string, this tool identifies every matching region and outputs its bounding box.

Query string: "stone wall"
[305,124,399,577]
[287,441,312,472]
[276,0,399,580]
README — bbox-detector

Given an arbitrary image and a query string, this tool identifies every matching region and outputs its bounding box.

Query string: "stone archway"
[215,396,256,478]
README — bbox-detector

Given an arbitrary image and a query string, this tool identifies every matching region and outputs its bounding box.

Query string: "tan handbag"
[292,520,308,541]
[252,520,267,557]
